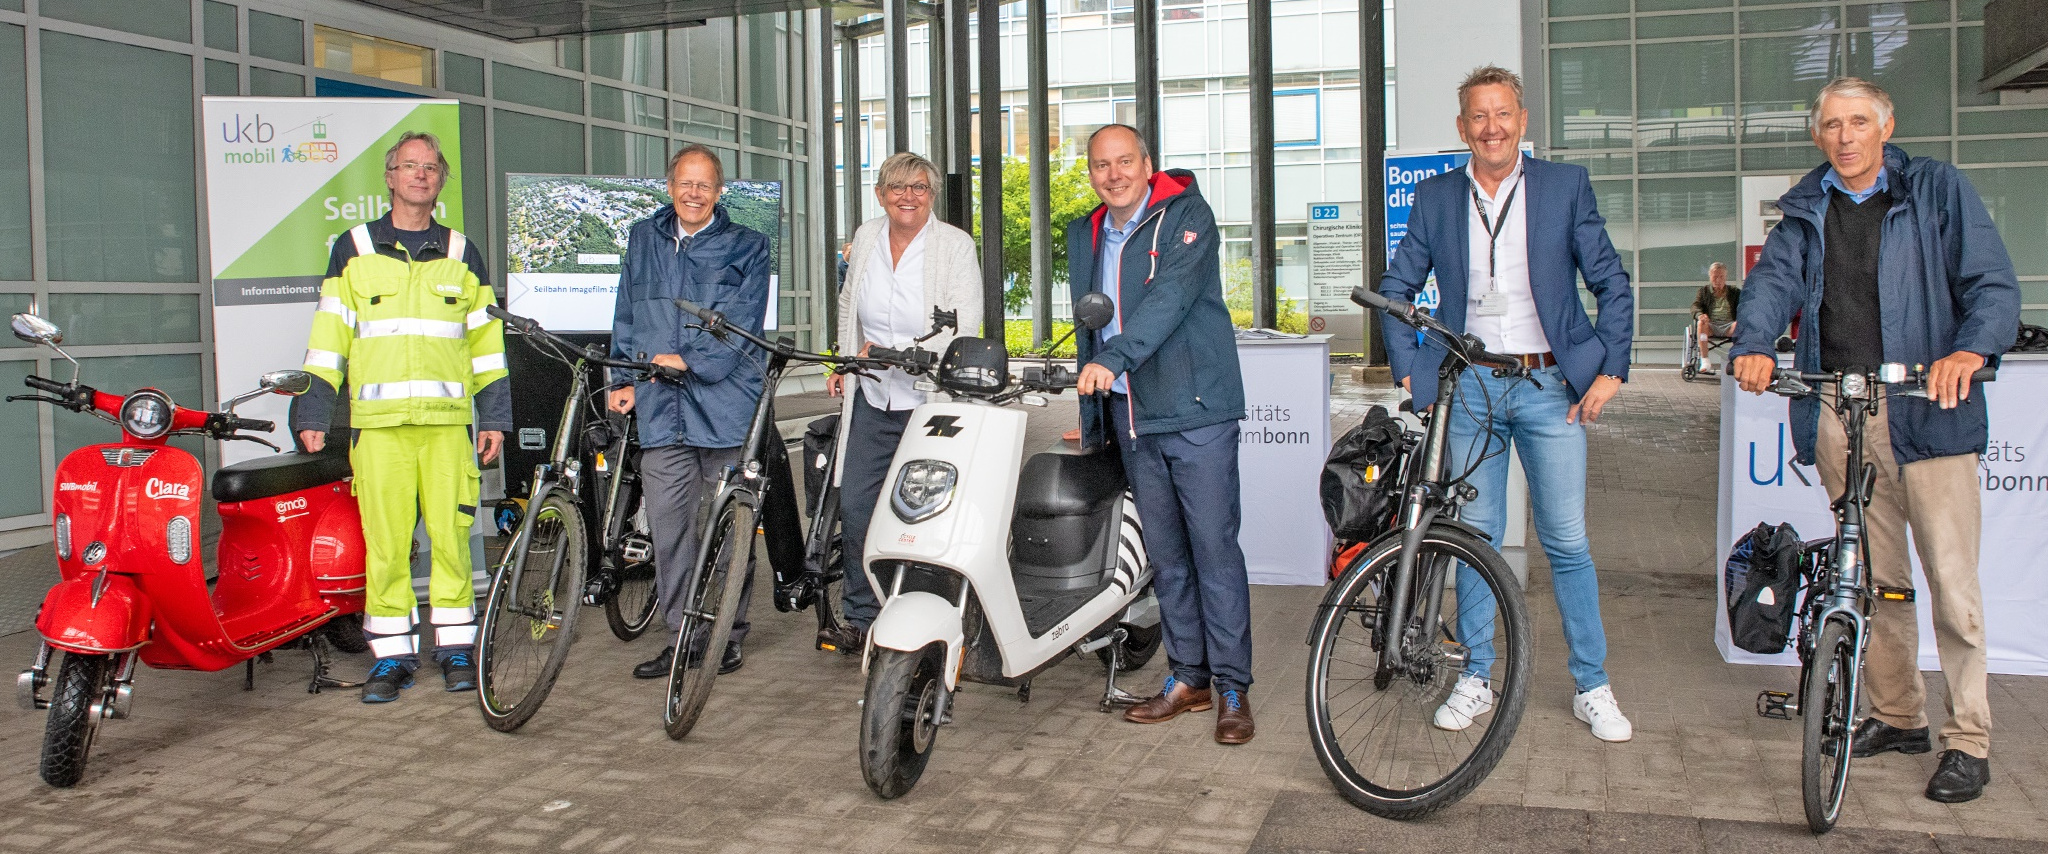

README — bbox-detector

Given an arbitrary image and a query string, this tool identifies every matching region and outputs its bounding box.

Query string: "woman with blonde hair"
[818,151,984,652]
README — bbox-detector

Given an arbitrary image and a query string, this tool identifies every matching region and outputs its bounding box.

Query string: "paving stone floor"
[0,371,2043,853]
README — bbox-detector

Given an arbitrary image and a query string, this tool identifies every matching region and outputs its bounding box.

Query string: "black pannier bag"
[1725,522,1807,654]
[1321,405,1406,544]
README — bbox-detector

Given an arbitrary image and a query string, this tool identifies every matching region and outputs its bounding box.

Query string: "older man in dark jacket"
[1069,124,1254,744]
[1732,78,2019,804]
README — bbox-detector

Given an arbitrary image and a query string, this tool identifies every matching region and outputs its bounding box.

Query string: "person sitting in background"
[1690,261,1741,371]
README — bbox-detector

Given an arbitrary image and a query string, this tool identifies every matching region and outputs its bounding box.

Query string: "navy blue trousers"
[1108,397,1254,694]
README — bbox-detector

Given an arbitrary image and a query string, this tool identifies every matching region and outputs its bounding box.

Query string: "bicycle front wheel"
[477,487,587,733]
[1306,524,1531,820]
[1802,617,1857,833]
[663,496,754,740]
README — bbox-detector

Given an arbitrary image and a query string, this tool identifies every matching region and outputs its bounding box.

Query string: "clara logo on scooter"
[144,478,191,501]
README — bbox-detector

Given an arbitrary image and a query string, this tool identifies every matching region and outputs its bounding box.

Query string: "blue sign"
[1310,204,1342,220]
[1383,152,1470,338]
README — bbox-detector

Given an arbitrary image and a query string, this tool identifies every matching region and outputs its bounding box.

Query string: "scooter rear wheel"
[477,487,586,733]
[861,643,944,799]
[40,651,111,788]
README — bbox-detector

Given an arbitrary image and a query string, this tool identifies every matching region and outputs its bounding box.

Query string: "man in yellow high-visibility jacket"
[293,131,510,703]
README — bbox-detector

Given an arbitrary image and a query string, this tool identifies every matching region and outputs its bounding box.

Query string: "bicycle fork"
[1374,495,1442,686]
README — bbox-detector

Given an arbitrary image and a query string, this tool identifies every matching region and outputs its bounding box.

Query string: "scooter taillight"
[54,513,71,560]
[166,516,193,564]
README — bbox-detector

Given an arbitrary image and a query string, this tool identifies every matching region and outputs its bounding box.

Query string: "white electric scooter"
[853,293,1162,799]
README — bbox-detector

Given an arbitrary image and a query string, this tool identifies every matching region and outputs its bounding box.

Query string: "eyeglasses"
[884,182,933,198]
[670,180,719,194]
[388,162,443,176]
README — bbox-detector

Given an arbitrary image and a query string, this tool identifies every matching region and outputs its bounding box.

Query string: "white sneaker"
[1433,674,1494,731]
[1573,685,1634,742]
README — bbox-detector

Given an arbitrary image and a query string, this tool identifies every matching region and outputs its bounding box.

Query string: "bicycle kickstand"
[307,632,363,694]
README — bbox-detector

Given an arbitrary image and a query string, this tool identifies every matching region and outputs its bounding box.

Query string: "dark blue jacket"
[610,204,771,449]
[1067,169,1245,447]
[1732,144,2020,467]
[1379,155,1633,408]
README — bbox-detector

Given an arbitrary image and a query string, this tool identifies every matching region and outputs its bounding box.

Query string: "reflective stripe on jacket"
[303,217,510,429]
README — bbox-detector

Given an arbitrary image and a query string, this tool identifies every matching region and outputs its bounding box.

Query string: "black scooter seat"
[1013,449,1124,518]
[211,451,351,503]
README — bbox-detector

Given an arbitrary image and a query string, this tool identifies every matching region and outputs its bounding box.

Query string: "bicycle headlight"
[1839,373,1866,398]
[119,389,174,441]
[891,460,957,524]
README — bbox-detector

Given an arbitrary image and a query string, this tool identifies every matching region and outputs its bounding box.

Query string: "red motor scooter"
[8,312,369,788]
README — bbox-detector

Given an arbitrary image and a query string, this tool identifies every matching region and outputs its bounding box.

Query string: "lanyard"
[1472,176,1520,292]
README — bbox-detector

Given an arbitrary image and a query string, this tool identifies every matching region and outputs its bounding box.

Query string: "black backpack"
[1321,405,1407,544]
[1724,522,1808,654]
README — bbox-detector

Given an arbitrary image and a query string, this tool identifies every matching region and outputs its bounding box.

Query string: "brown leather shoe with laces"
[1123,677,1213,724]
[1215,689,1255,744]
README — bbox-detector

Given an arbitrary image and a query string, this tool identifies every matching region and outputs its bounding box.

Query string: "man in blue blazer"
[1378,66,1636,743]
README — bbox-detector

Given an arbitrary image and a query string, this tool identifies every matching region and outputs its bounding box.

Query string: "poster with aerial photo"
[504,174,781,332]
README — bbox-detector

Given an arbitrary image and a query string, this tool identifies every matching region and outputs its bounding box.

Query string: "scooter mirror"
[1074,293,1115,332]
[259,369,315,397]
[10,313,61,346]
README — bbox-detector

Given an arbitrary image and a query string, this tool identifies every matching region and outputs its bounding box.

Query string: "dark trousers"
[1108,397,1254,694]
[642,444,753,646]
[837,390,914,629]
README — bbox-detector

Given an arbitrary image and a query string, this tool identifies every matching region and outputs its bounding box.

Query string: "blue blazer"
[1379,155,1633,407]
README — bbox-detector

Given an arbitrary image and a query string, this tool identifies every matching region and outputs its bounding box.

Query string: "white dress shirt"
[858,220,931,410]
[1464,160,1552,355]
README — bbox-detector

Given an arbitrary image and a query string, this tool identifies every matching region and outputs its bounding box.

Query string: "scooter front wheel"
[860,643,945,799]
[40,651,111,788]
[477,487,587,733]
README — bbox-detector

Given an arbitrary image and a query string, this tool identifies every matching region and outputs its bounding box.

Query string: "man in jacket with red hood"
[1069,124,1255,744]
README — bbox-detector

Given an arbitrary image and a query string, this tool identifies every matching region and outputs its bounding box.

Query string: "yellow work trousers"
[353,424,482,660]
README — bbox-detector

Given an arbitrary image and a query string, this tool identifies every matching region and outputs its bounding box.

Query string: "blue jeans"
[1445,365,1610,693]
[1109,398,1254,694]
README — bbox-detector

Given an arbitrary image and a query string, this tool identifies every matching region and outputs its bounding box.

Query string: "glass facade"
[0,1,823,541]
[1543,0,2048,362]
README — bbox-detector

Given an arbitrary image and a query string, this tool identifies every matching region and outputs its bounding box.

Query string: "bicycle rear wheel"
[663,496,753,740]
[1802,617,1857,833]
[603,485,660,641]
[477,487,586,733]
[1306,524,1530,820]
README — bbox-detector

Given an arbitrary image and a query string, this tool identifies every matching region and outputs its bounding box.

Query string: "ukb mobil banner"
[1714,361,2048,675]
[202,97,462,465]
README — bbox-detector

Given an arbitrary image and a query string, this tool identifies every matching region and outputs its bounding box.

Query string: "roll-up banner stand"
[202,97,464,467]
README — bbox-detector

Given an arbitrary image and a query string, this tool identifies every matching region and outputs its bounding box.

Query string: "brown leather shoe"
[1215,689,1255,744]
[1124,677,1213,724]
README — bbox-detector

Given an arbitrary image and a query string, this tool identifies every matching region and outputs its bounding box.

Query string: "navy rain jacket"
[610,203,772,450]
[1732,144,2020,466]
[1067,169,1247,449]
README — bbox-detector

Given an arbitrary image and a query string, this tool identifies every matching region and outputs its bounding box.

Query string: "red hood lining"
[1090,170,1195,245]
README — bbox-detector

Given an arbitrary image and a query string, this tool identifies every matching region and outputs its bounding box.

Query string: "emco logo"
[144,478,191,501]
[274,497,308,515]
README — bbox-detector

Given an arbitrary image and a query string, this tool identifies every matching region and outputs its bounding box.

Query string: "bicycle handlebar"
[1350,285,1529,375]
[1766,364,1997,400]
[672,298,930,374]
[489,304,678,379]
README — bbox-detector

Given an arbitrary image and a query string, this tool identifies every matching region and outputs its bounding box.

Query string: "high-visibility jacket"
[301,215,510,429]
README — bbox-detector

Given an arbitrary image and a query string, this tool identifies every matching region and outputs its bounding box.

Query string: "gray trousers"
[642,444,753,646]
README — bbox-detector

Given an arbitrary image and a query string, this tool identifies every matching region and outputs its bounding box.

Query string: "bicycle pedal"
[620,536,652,563]
[1875,586,1916,603]
[1757,690,1796,720]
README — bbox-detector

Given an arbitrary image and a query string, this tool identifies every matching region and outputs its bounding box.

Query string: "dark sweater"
[1819,188,1890,372]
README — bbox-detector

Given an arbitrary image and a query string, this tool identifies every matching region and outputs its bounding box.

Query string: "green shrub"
[1003,319,1077,357]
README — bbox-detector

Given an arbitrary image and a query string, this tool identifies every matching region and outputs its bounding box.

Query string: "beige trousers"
[1815,399,1990,758]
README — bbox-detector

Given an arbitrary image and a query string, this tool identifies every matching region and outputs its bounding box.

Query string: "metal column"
[886,0,913,154]
[1362,0,1388,364]
[947,0,974,231]
[1248,0,1276,328]
[1028,0,1051,346]
[977,0,1005,340]
[1133,0,1160,155]
[841,27,864,245]
[820,10,840,347]
[927,17,949,212]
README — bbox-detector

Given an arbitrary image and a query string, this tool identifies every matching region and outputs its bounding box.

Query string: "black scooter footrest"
[1757,690,1796,720]
[1874,586,1916,603]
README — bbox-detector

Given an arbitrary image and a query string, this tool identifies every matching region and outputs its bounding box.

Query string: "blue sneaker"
[361,658,415,704]
[441,651,477,692]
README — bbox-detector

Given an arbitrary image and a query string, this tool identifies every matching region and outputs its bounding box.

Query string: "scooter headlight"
[119,389,174,441]
[166,516,192,564]
[54,513,71,560]
[891,460,957,524]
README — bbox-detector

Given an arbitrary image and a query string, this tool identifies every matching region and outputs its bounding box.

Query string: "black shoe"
[632,647,675,679]
[1925,749,1990,803]
[1850,718,1932,759]
[816,623,866,655]
[440,650,477,692]
[361,658,415,704]
[718,642,743,675]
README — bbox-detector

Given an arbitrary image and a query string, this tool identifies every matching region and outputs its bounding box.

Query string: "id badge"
[1475,290,1509,317]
